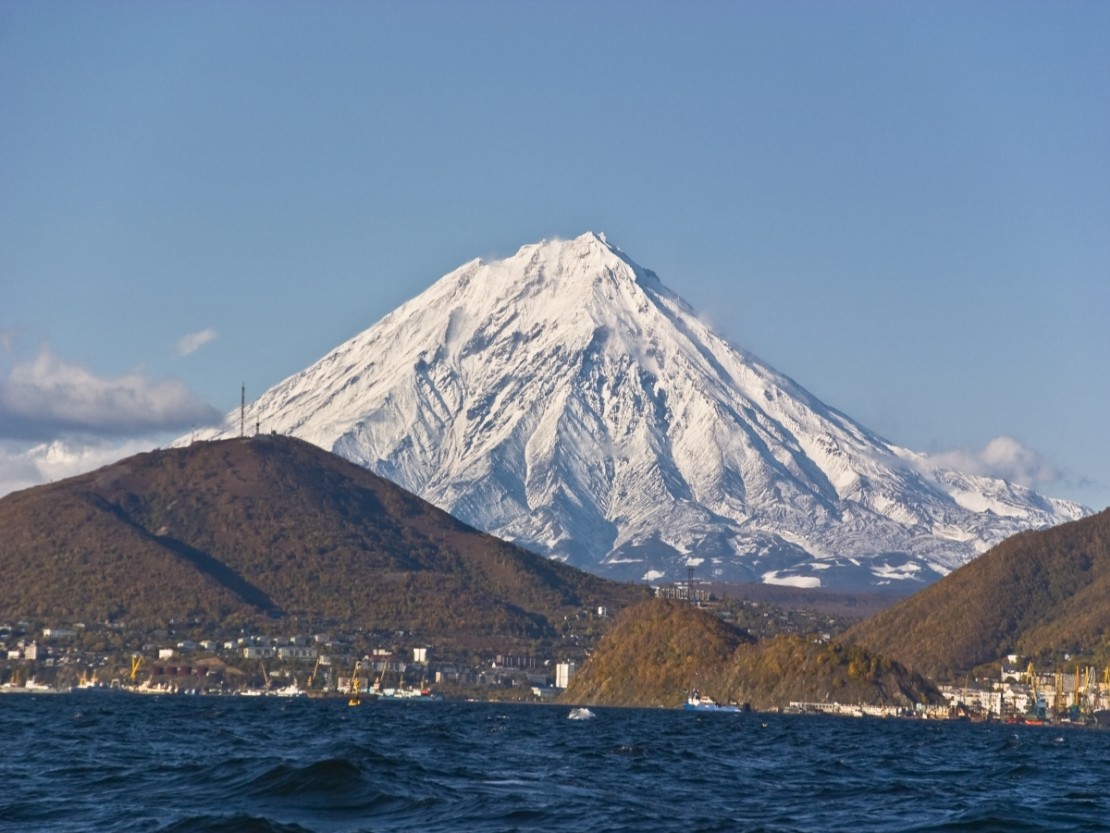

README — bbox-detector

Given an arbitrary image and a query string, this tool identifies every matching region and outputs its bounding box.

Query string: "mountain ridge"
[193,232,1087,589]
[843,508,1110,679]
[0,435,645,641]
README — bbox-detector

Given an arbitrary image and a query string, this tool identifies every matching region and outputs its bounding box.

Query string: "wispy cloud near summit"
[176,327,217,356]
[925,436,1062,492]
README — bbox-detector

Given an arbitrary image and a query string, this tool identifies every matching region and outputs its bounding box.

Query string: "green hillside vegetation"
[0,436,646,645]
[844,509,1110,679]
[562,598,939,710]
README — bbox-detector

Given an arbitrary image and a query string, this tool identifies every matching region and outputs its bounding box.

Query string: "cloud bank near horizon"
[0,346,222,497]
[0,348,220,441]
[0,436,163,497]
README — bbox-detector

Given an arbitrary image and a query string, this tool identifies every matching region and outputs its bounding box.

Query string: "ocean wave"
[156,813,316,833]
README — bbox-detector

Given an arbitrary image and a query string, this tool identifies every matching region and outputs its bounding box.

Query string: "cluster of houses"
[936,654,1110,722]
[1,620,584,697]
[777,654,1110,724]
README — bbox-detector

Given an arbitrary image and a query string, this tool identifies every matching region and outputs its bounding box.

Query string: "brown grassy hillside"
[718,635,941,710]
[0,436,646,641]
[843,509,1110,679]
[561,598,939,710]
[562,599,752,707]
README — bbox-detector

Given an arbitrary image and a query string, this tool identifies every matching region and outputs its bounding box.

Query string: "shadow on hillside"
[93,495,283,618]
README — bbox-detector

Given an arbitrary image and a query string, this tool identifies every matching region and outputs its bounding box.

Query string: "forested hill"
[562,598,940,710]
[0,436,645,643]
[843,509,1110,679]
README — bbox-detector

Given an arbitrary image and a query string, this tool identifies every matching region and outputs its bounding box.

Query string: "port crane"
[1025,662,1046,719]
[305,655,322,691]
[347,661,362,707]
[1053,669,1066,716]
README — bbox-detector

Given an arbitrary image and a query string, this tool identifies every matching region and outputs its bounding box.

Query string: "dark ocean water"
[3,693,1108,833]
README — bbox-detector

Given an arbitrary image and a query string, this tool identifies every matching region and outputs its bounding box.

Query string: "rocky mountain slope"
[0,436,645,642]
[195,232,1087,590]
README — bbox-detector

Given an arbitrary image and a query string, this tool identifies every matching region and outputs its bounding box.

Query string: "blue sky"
[1,0,1107,510]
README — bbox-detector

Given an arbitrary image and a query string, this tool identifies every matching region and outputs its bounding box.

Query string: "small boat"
[270,681,305,697]
[568,707,596,720]
[683,689,746,713]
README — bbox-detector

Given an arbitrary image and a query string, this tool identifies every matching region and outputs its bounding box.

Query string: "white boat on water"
[372,670,443,701]
[270,681,305,697]
[375,685,443,701]
[1,677,67,694]
[131,680,175,695]
[233,682,304,697]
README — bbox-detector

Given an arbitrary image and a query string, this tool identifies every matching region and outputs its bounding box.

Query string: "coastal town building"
[555,661,576,689]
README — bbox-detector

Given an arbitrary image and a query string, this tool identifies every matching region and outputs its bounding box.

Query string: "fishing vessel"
[375,684,444,701]
[0,676,67,694]
[683,689,746,712]
[372,669,443,701]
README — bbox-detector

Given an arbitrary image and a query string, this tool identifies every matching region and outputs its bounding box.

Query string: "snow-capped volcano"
[195,232,1088,589]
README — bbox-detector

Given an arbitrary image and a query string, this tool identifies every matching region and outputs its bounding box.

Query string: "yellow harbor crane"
[348,661,362,707]
[306,655,322,691]
[129,655,143,685]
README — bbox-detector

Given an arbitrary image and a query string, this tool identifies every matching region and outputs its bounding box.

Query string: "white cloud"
[0,329,17,355]
[176,327,217,356]
[0,437,161,498]
[0,444,42,496]
[925,435,1061,490]
[0,347,221,441]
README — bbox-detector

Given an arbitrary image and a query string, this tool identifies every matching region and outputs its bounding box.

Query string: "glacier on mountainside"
[191,232,1089,590]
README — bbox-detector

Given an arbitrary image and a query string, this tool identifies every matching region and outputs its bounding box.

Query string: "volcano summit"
[196,232,1086,589]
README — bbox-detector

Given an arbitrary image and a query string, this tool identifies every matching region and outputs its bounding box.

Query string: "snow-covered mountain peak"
[193,234,1089,590]
[508,231,640,290]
